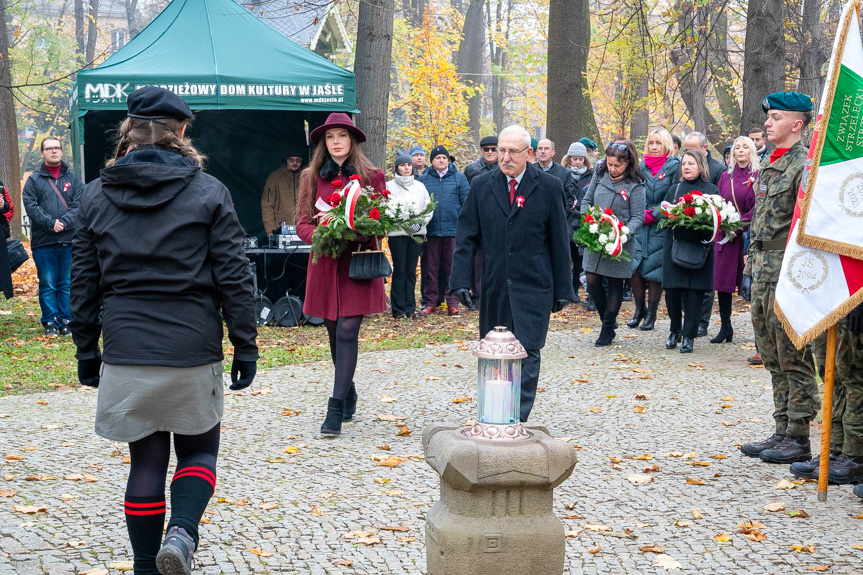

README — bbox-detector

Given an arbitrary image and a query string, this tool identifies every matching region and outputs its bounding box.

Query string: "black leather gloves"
[552,299,569,313]
[740,275,752,302]
[230,359,257,390]
[451,288,473,308]
[848,303,863,335]
[77,358,101,388]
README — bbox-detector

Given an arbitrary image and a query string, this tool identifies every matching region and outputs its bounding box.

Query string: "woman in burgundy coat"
[711,136,759,344]
[296,113,387,435]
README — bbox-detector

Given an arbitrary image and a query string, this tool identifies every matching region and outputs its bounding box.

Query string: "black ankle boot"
[321,398,345,435]
[679,337,694,353]
[626,301,646,328]
[639,301,659,331]
[595,313,617,346]
[710,319,733,343]
[665,332,681,349]
[343,384,358,422]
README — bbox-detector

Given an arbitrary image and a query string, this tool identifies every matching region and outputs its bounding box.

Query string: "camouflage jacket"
[744,141,806,283]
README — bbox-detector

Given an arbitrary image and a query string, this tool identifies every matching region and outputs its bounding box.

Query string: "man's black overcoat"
[450,162,573,349]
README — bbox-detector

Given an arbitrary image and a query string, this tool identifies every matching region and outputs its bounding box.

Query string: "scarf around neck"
[569,165,587,177]
[643,154,668,177]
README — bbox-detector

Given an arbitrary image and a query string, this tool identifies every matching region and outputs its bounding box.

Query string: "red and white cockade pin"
[516,196,525,208]
[63,182,71,193]
[658,172,665,180]
[619,189,629,201]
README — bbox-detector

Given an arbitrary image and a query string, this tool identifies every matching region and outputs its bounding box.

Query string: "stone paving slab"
[0,313,861,574]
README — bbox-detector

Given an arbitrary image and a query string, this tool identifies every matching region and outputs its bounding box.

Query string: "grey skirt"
[95,362,225,442]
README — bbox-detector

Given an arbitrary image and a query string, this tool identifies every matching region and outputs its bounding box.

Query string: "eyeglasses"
[482,147,497,153]
[43,146,62,152]
[499,146,528,157]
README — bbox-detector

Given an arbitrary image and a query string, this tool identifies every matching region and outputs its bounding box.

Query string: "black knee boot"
[321,398,345,435]
[710,296,733,343]
[639,300,659,331]
[626,297,646,328]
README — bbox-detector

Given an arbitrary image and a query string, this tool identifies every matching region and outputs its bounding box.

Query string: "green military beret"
[530,137,539,150]
[761,91,813,114]
[579,137,598,150]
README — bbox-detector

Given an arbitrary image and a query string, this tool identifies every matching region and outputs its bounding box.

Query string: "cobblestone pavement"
[1,312,861,574]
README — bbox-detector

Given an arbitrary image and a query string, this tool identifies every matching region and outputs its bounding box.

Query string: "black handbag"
[6,239,28,272]
[671,236,709,270]
[348,249,392,280]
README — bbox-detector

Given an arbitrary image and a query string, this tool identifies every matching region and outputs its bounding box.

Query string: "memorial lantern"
[472,326,527,432]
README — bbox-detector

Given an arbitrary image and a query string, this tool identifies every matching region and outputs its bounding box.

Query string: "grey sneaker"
[156,526,196,575]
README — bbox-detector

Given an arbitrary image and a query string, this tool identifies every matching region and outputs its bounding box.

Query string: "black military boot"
[789,451,841,479]
[665,332,681,349]
[320,398,345,436]
[640,301,659,331]
[827,454,863,485]
[759,435,811,464]
[626,299,646,328]
[854,483,863,498]
[343,384,358,422]
[741,433,786,458]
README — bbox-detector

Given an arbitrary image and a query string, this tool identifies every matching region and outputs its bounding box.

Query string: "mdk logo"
[84,83,130,101]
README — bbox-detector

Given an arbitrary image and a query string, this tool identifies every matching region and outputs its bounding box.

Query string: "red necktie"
[509,179,517,205]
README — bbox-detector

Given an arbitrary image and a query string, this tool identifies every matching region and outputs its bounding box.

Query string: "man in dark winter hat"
[261,143,307,232]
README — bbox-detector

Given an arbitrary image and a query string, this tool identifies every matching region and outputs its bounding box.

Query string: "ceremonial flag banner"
[775,0,863,348]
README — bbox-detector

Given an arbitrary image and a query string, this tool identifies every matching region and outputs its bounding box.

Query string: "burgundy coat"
[297,169,388,320]
[713,164,757,293]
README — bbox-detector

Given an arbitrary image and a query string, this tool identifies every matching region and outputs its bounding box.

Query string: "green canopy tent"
[70,0,358,237]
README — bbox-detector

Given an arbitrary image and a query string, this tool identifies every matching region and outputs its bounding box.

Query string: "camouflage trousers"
[751,281,820,437]
[811,318,863,456]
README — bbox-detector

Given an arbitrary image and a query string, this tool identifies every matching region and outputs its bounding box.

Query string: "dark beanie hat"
[479,136,498,147]
[394,153,413,173]
[127,86,194,120]
[429,145,450,160]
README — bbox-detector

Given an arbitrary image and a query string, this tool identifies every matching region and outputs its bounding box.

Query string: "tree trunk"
[628,4,650,143]
[353,0,394,169]
[456,0,485,143]
[125,0,140,38]
[488,0,510,132]
[402,0,426,26]
[85,0,100,67]
[740,0,786,135]
[0,0,22,239]
[75,0,85,57]
[796,0,827,108]
[707,5,740,140]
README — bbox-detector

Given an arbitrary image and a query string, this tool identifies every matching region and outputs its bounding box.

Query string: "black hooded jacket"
[71,148,258,366]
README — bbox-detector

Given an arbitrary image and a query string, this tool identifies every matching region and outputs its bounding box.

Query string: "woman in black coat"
[661,150,718,353]
[562,141,594,303]
[0,182,13,300]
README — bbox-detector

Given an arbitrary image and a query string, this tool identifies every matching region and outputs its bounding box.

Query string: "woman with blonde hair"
[71,87,258,575]
[629,127,679,330]
[296,113,387,436]
[710,136,759,343]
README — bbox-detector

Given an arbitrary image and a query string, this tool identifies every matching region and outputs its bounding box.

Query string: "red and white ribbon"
[315,197,335,224]
[599,212,623,257]
[343,180,363,230]
[658,197,731,245]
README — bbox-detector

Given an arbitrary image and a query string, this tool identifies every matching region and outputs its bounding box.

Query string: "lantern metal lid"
[473,326,528,359]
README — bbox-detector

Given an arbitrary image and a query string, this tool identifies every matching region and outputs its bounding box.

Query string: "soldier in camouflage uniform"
[740,91,820,464]
[792,310,863,484]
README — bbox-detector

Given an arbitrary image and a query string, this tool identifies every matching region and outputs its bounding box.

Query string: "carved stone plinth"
[422,423,577,575]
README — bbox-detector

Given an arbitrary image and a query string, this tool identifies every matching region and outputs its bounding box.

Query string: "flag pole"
[817,323,838,502]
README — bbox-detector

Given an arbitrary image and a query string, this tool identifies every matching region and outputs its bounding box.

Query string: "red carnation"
[381,188,391,197]
[684,206,696,217]
[329,193,342,206]
[691,190,703,196]
[331,179,343,188]
[584,215,594,224]
[349,174,363,182]
[604,207,614,215]
[683,193,694,204]
[369,208,381,220]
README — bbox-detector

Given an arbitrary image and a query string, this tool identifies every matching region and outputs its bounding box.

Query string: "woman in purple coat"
[711,136,759,343]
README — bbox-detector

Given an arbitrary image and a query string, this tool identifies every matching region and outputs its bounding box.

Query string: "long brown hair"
[298,131,376,221]
[106,117,206,167]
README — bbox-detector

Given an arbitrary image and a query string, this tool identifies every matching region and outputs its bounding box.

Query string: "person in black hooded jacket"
[70,87,258,575]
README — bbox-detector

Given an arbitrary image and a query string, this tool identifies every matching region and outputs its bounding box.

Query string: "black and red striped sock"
[124,494,166,575]
[168,463,216,548]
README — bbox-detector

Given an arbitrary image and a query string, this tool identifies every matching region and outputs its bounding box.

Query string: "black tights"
[665,288,706,338]
[126,424,221,499]
[629,271,662,306]
[324,315,364,400]
[586,273,623,322]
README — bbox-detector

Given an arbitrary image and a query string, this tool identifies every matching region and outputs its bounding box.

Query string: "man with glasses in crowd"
[535,139,570,186]
[451,125,573,422]
[22,137,83,336]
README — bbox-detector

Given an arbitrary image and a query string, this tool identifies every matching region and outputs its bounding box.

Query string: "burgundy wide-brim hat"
[310,113,366,145]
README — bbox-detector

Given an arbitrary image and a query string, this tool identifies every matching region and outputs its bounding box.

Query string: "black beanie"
[429,145,450,161]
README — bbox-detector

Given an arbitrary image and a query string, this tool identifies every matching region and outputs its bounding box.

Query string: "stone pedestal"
[422,423,577,575]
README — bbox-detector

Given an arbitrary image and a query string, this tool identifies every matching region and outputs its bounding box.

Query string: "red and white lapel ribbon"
[600,212,624,257]
[314,180,364,229]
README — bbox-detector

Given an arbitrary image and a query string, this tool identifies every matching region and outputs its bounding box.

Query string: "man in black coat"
[451,125,573,422]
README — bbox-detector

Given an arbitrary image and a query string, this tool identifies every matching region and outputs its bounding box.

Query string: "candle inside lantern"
[480,379,515,424]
